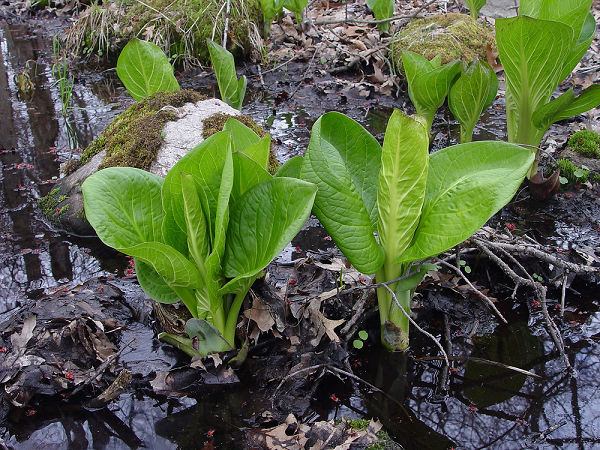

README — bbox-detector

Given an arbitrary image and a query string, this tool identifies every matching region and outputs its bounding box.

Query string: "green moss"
[341,419,400,450]
[38,187,69,224]
[556,158,600,188]
[79,90,207,171]
[567,130,600,158]
[393,13,495,72]
[66,0,262,67]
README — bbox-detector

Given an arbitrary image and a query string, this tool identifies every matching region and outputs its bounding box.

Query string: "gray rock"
[42,99,240,235]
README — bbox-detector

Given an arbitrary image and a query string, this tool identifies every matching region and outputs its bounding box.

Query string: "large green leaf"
[519,0,594,82]
[82,167,164,249]
[223,177,317,280]
[301,112,384,274]
[402,51,461,132]
[496,16,574,146]
[377,110,428,265]
[397,142,535,263]
[116,39,180,102]
[532,85,600,133]
[180,173,209,278]
[448,59,498,143]
[261,0,285,33]
[240,135,271,171]
[206,39,246,110]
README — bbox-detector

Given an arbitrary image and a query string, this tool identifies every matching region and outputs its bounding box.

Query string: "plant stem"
[224,291,245,346]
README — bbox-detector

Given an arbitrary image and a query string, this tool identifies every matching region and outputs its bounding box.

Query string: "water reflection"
[0,20,125,305]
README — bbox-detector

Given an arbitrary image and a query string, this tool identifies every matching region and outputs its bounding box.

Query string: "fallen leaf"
[244,294,275,333]
[318,312,345,344]
[486,43,503,73]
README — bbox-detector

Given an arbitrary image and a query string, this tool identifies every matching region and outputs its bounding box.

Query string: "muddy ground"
[1,1,600,449]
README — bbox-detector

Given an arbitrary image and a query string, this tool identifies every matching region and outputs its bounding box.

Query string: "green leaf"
[122,242,203,289]
[223,117,260,153]
[275,156,304,178]
[180,173,209,278]
[464,0,486,19]
[116,39,179,102]
[366,0,394,32]
[301,112,384,274]
[82,167,164,249]
[397,141,535,263]
[358,330,368,340]
[496,16,575,146]
[135,259,181,304]
[186,318,233,355]
[282,0,307,23]
[532,85,600,132]
[377,110,428,265]
[448,59,498,143]
[231,151,272,203]
[241,135,272,170]
[223,177,317,280]
[261,0,285,33]
[162,131,231,255]
[207,39,246,110]
[402,51,461,132]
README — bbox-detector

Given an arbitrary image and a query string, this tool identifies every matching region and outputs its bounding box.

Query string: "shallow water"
[1,17,600,450]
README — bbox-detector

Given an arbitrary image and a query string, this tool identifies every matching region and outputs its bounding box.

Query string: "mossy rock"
[392,13,496,73]
[78,90,208,173]
[41,94,269,235]
[566,130,600,158]
[65,0,262,67]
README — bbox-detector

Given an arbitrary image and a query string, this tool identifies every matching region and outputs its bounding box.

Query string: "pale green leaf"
[532,85,600,132]
[496,16,575,145]
[275,156,304,178]
[122,242,203,289]
[116,39,179,102]
[402,50,461,131]
[162,131,231,254]
[135,259,181,304]
[377,110,429,265]
[463,0,486,19]
[180,173,209,278]
[224,118,260,154]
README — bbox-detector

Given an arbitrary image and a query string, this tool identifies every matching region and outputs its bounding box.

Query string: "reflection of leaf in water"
[464,323,541,408]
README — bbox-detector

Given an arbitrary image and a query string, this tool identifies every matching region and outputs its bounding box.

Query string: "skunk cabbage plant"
[82,119,316,356]
[207,39,247,110]
[301,110,534,351]
[496,0,600,177]
[448,58,498,143]
[402,50,461,135]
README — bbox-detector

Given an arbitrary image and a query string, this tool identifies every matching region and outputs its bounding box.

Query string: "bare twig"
[437,258,508,324]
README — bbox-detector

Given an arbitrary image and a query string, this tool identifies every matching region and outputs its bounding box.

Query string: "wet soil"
[1,3,600,450]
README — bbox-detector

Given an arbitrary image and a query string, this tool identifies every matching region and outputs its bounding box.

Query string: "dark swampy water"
[1,16,600,450]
